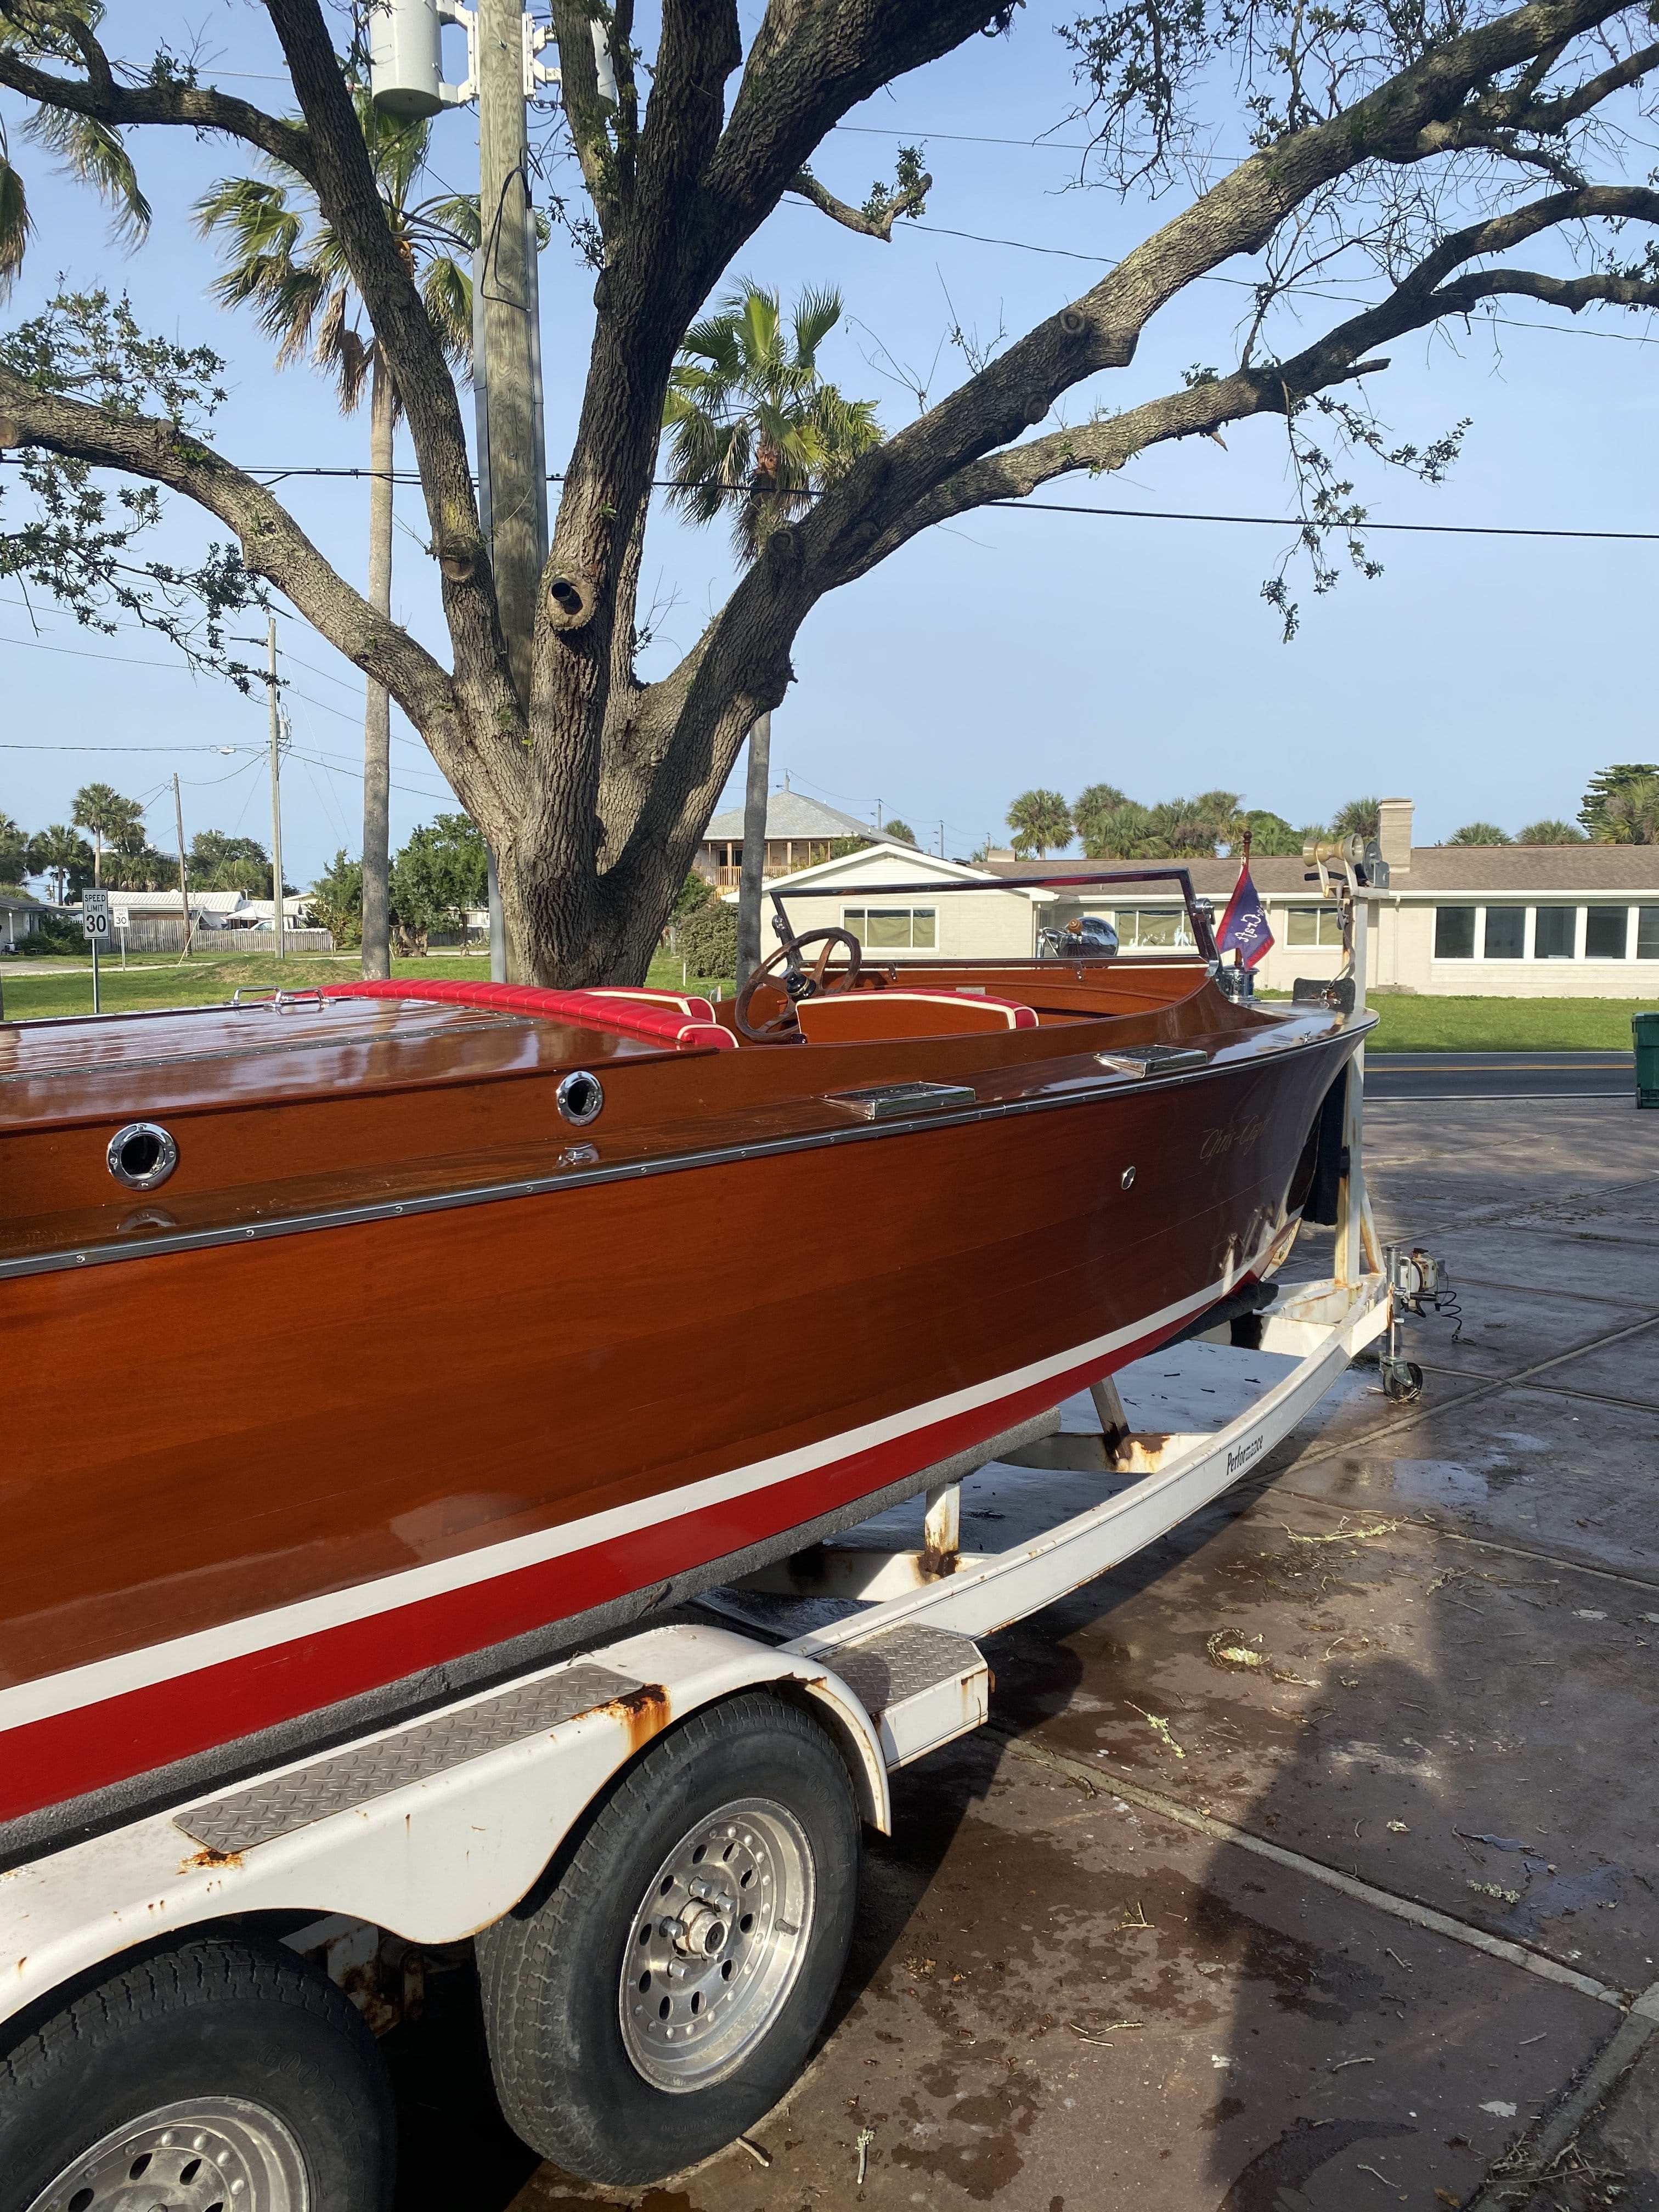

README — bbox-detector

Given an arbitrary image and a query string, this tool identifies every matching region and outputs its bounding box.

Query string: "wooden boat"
[0,871,1369,1848]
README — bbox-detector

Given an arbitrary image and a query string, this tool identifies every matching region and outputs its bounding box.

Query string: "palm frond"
[792,285,844,369]
[24,106,150,243]
[412,193,481,253]
[0,126,31,300]
[421,254,473,376]
[313,286,371,411]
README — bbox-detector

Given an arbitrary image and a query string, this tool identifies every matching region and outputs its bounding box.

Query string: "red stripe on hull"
[0,1302,1206,1824]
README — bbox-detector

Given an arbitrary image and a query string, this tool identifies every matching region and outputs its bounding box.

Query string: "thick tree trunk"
[360,352,394,980]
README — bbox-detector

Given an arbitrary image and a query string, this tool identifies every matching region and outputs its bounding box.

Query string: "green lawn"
[1,947,734,1022]
[1362,994,1647,1052]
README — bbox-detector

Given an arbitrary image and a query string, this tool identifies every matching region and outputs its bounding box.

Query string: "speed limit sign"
[81,889,111,938]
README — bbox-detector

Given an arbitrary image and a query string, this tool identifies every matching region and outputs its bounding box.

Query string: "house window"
[1533,906,1577,960]
[1286,905,1342,947]
[843,906,937,950]
[1584,906,1628,960]
[1434,906,1476,960]
[1638,907,1659,959]
[1482,907,1525,960]
[1113,907,1193,950]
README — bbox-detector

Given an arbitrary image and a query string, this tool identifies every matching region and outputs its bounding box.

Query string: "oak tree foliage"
[0,0,1655,981]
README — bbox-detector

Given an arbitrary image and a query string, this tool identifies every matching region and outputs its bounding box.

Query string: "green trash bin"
[1636,1008,1659,1110]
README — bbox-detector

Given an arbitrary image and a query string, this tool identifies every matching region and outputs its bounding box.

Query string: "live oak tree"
[1,0,1657,983]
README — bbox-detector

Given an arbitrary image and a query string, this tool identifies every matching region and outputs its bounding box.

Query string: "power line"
[989,498,1659,541]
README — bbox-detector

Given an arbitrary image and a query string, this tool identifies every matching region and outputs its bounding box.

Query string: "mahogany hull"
[1,1014,1357,1835]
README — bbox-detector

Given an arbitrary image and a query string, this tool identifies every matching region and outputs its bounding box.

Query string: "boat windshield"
[767,865,1220,967]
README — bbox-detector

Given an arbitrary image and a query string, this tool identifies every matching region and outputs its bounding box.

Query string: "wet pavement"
[1363,1052,1636,1103]
[388,1093,1659,2212]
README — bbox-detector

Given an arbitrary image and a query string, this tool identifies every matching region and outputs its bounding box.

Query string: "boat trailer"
[1,1014,1439,2198]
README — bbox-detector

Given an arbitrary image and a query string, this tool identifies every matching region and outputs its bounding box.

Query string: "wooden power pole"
[735,713,772,991]
[476,0,547,980]
[267,617,286,962]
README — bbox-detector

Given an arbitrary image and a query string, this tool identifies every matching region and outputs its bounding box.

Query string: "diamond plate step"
[174,1663,639,1857]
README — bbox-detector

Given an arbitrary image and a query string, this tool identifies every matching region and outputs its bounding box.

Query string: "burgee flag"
[1217,861,1273,968]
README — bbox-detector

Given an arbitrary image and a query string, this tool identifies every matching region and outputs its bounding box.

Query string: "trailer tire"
[479,1690,860,2185]
[0,1932,394,2212]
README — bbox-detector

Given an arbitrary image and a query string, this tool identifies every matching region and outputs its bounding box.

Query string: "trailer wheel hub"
[25,2095,308,2212]
[620,1797,815,2091]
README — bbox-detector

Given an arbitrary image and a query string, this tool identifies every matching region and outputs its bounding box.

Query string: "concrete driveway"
[390,1091,1659,2212]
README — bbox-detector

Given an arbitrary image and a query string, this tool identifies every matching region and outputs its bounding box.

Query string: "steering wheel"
[734,927,864,1042]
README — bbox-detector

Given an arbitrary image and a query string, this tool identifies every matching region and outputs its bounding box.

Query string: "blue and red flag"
[1217,861,1273,968]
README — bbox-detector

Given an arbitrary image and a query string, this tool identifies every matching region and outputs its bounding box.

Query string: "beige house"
[984,798,1659,997]
[722,842,1053,959]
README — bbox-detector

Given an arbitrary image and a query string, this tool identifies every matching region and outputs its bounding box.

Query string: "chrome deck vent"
[107,1122,179,1190]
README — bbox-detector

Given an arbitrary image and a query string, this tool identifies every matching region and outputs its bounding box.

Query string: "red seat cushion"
[326,979,736,1051]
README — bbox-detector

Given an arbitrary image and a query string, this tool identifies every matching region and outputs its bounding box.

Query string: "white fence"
[115,922,336,956]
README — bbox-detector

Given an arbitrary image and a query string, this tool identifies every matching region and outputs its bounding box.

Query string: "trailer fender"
[0,1626,889,2039]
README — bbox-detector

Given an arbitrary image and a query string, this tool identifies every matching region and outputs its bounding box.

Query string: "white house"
[722,842,1054,960]
[983,798,1659,998]
[740,800,1657,997]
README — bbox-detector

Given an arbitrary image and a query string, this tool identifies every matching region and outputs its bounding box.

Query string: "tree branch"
[0,6,315,179]
[259,1,508,706]
[0,367,533,824]
[786,163,932,240]
[861,184,1659,558]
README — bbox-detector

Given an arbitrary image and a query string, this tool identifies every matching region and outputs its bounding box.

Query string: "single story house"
[983,798,1659,997]
[66,889,315,930]
[740,798,1657,997]
[721,842,1054,960]
[696,788,877,891]
[0,891,52,949]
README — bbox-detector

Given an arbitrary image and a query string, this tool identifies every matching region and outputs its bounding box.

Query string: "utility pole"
[172,774,195,963]
[362,357,394,980]
[735,712,772,992]
[372,0,549,983]
[475,0,548,979]
[267,617,286,962]
[476,0,546,698]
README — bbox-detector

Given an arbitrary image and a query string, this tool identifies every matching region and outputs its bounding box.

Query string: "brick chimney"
[1378,797,1413,878]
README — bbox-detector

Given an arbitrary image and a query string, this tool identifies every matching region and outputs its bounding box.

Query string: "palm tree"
[1329,796,1383,842]
[27,825,93,905]
[1593,775,1659,845]
[71,781,145,885]
[0,35,150,302]
[663,283,882,562]
[664,280,881,986]
[196,98,476,980]
[1447,821,1513,845]
[1007,789,1074,859]
[0,811,27,888]
[1517,819,1586,844]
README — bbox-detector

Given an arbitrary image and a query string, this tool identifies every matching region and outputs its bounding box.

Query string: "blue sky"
[2,1,1655,883]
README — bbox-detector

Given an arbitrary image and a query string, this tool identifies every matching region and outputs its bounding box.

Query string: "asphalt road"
[1365,1047,1638,1101]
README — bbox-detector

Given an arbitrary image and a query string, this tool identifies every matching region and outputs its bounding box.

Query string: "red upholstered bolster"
[585,986,719,1023]
[325,978,736,1051]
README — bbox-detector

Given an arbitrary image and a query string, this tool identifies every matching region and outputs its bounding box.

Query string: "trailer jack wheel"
[478,1691,860,2187]
[1379,1356,1424,1402]
[1,1933,394,2212]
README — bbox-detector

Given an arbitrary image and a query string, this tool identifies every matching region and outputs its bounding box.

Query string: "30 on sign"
[81,890,111,938]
